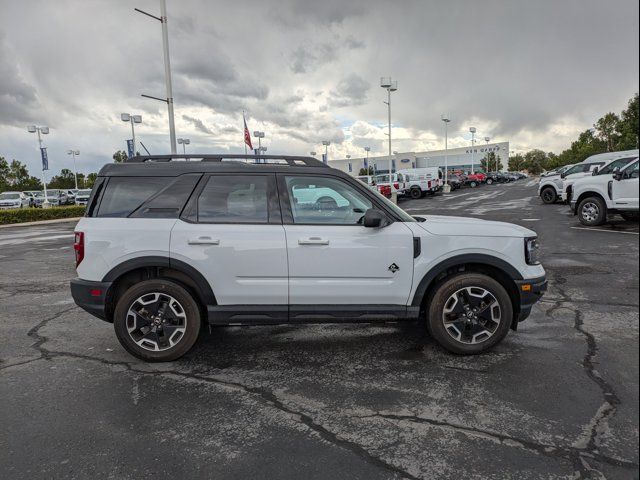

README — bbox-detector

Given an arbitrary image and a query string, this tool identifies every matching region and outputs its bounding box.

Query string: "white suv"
[70,154,547,362]
[570,159,639,225]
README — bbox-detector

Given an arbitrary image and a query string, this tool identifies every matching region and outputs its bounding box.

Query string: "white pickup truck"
[398,167,443,199]
[570,158,639,225]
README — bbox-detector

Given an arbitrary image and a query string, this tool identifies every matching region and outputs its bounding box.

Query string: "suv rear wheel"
[114,279,201,362]
[486,178,494,185]
[577,196,607,226]
[427,273,513,355]
[540,187,557,204]
[410,187,422,199]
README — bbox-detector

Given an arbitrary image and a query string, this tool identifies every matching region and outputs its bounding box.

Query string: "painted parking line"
[0,233,75,246]
[570,226,639,235]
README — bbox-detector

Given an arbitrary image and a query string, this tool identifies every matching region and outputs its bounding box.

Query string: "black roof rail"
[126,154,328,167]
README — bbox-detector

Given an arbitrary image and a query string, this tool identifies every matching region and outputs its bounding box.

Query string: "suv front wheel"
[427,273,513,354]
[114,279,201,362]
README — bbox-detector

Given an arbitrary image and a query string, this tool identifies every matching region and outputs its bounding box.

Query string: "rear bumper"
[514,275,547,323]
[70,278,112,322]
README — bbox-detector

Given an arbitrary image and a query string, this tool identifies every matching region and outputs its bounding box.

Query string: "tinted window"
[197,175,268,223]
[131,174,200,218]
[624,161,639,179]
[97,177,170,217]
[285,176,373,225]
[599,157,637,175]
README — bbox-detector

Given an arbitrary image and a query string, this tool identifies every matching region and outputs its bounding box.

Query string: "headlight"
[525,237,540,265]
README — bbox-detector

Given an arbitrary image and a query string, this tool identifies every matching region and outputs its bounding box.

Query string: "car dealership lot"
[0,181,638,479]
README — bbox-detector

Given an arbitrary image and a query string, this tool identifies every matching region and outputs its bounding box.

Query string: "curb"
[0,217,82,229]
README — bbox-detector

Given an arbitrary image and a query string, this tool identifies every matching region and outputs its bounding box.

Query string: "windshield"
[598,157,638,175]
[564,164,584,176]
[47,190,60,196]
[0,193,20,200]
[78,189,92,195]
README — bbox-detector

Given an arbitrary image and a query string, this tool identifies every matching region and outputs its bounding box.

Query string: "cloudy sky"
[0,0,638,175]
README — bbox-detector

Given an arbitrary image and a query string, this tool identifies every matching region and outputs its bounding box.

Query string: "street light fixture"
[469,127,477,174]
[28,125,51,207]
[121,113,142,158]
[381,76,398,202]
[310,151,317,157]
[177,138,190,156]
[66,150,80,190]
[441,114,451,192]
[484,136,492,172]
[322,140,331,164]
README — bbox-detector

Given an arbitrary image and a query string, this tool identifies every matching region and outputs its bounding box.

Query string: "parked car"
[562,151,639,205]
[375,173,409,197]
[22,191,37,207]
[75,189,92,206]
[397,167,443,199]
[66,189,79,204]
[446,174,463,190]
[0,191,31,209]
[465,172,485,188]
[44,189,70,206]
[485,172,509,185]
[570,158,639,225]
[70,154,547,362]
[538,164,575,203]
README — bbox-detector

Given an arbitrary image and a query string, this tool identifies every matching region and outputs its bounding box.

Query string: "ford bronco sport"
[70,154,547,362]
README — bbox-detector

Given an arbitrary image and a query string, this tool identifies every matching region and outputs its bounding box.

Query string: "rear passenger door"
[170,174,289,308]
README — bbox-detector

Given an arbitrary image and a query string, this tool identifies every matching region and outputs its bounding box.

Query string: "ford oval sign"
[400,158,410,163]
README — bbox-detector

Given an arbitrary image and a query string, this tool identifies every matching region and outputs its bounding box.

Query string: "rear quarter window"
[96,177,171,217]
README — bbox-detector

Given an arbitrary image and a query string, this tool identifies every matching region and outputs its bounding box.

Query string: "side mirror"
[612,167,622,181]
[592,167,599,176]
[363,209,389,228]
[560,172,566,179]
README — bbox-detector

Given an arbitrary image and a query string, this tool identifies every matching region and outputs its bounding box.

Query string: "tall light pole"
[364,146,370,174]
[381,77,398,202]
[121,113,142,157]
[27,126,51,208]
[253,131,265,156]
[177,138,190,155]
[67,150,80,190]
[135,0,177,153]
[441,114,451,192]
[469,127,477,174]
[322,140,330,164]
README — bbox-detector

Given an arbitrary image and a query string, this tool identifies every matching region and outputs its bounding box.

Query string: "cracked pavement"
[1,182,638,479]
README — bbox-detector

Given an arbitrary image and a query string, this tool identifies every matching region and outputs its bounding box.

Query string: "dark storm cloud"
[329,74,371,107]
[0,0,637,174]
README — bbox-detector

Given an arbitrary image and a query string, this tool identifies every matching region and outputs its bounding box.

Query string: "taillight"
[73,232,84,267]
[393,182,399,189]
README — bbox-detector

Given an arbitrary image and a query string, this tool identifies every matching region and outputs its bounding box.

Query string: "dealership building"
[328,141,510,175]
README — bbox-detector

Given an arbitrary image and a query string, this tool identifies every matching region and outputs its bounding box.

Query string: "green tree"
[48,169,77,189]
[508,154,525,171]
[523,149,548,175]
[358,167,374,176]
[0,157,9,191]
[480,152,503,172]
[593,112,621,152]
[617,93,639,149]
[113,150,128,163]
[7,160,31,187]
[85,173,98,187]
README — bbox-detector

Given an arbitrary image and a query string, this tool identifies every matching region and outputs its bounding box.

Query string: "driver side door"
[278,174,415,314]
[612,160,639,209]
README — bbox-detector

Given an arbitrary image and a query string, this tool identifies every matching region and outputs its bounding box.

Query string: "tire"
[620,212,639,222]
[410,187,422,199]
[486,178,493,185]
[469,181,477,188]
[540,187,557,204]
[427,273,513,355]
[577,196,607,226]
[113,279,202,362]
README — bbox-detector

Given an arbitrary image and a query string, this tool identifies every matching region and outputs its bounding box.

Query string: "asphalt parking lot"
[1,180,638,480]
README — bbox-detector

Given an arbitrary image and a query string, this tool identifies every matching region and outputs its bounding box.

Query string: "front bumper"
[70,278,112,322]
[514,275,547,323]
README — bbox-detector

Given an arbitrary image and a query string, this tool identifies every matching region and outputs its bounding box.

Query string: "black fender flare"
[102,256,216,305]
[411,254,523,307]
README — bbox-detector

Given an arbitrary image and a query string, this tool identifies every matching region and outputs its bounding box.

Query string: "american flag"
[243,114,253,150]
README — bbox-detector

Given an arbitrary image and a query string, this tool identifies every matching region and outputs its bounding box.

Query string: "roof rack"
[126,154,328,167]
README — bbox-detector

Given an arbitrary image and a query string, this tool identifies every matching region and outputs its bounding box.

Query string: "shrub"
[0,205,86,225]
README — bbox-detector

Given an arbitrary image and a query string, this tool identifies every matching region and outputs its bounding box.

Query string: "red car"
[465,172,486,187]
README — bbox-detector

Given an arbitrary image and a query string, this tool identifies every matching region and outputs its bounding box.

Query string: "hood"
[414,215,536,238]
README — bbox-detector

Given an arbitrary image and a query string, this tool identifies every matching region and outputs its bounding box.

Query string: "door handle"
[188,236,220,245]
[298,237,329,245]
